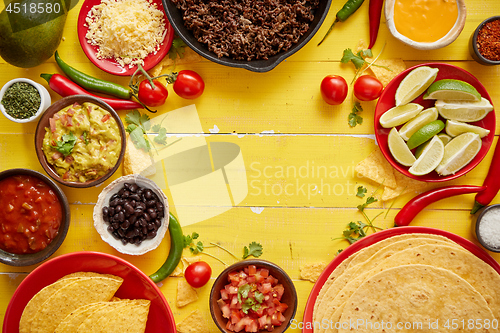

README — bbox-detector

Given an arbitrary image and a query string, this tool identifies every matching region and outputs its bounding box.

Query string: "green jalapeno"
[318,0,365,46]
[55,51,132,99]
[149,213,184,283]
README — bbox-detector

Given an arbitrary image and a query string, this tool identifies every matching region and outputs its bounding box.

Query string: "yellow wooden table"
[1,0,500,331]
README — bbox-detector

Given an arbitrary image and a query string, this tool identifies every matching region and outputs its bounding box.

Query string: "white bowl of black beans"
[93,174,169,255]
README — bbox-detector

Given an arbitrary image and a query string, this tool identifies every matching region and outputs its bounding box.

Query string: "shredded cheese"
[85,0,166,68]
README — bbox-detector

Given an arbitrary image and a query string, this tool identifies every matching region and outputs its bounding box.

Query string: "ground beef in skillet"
[170,0,320,60]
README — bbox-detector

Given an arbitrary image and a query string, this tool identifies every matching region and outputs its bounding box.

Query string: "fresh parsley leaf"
[153,127,168,145]
[125,110,151,132]
[238,284,263,314]
[129,126,150,152]
[254,291,264,303]
[238,284,251,302]
[340,49,366,70]
[168,37,187,61]
[183,232,199,248]
[190,241,204,254]
[51,131,77,157]
[151,124,161,132]
[243,242,263,259]
[348,102,363,127]
[356,186,367,198]
[357,196,378,212]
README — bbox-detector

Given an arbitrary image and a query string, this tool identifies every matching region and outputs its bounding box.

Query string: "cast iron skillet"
[162,0,332,72]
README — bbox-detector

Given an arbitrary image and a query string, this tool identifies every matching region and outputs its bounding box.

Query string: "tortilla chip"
[176,310,210,333]
[368,58,406,87]
[54,302,109,333]
[123,134,156,176]
[85,299,150,333]
[382,170,430,201]
[29,276,123,333]
[300,262,328,283]
[177,279,198,307]
[355,148,397,189]
[170,264,184,277]
[150,47,202,77]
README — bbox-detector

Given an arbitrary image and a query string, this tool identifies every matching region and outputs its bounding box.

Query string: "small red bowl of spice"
[470,16,500,66]
[0,168,70,266]
[0,78,51,123]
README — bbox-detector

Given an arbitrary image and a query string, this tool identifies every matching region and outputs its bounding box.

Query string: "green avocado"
[0,0,67,68]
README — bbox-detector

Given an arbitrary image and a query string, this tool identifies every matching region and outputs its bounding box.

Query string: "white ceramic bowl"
[0,78,51,123]
[385,0,466,50]
[93,174,169,255]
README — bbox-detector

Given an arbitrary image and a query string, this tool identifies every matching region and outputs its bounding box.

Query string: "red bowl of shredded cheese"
[77,0,175,76]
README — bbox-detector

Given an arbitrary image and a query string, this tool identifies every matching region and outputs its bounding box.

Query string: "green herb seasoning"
[1,82,41,119]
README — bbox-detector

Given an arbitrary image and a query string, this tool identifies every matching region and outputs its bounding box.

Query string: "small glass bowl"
[469,16,500,66]
[0,78,51,123]
[473,204,500,253]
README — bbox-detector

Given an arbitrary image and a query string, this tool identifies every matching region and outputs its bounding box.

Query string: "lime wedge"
[436,97,493,122]
[399,107,439,141]
[423,79,481,101]
[379,103,424,128]
[437,133,452,145]
[395,66,439,106]
[408,136,445,176]
[445,120,490,138]
[406,120,445,150]
[436,132,482,176]
[388,128,416,167]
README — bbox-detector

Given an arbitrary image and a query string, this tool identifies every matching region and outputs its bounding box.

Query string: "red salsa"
[218,265,288,332]
[0,175,62,254]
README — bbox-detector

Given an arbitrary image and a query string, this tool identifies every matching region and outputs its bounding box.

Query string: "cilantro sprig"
[334,186,384,247]
[168,37,187,61]
[243,242,263,259]
[238,284,265,314]
[51,131,77,157]
[341,48,391,84]
[348,102,363,128]
[125,110,181,153]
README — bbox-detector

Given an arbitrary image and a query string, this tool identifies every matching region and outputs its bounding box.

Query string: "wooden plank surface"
[1,0,500,331]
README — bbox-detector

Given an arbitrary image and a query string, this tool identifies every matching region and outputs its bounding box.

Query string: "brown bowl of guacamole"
[35,95,126,188]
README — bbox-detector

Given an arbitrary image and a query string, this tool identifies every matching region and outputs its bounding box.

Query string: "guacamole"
[42,102,121,182]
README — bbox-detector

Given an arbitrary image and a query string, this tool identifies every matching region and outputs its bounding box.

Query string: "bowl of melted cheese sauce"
[385,0,466,50]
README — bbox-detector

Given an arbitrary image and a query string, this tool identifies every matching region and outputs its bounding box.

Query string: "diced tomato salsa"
[218,265,288,332]
[0,175,62,254]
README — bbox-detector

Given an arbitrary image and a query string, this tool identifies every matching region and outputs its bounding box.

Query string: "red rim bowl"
[374,62,496,182]
[0,168,70,266]
[77,0,175,76]
[3,251,176,333]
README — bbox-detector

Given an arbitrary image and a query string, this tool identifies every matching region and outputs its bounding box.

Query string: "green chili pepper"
[54,51,132,99]
[317,0,365,46]
[149,213,184,283]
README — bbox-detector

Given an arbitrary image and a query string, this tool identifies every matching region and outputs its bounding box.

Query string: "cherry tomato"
[320,75,348,105]
[184,261,212,288]
[138,79,168,107]
[353,75,384,101]
[173,70,205,99]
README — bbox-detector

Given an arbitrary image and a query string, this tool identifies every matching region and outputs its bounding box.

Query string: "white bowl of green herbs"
[0,78,51,123]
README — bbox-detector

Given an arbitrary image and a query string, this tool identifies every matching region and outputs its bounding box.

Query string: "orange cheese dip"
[394,0,458,43]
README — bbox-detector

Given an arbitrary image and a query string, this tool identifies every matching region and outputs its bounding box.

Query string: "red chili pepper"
[472,140,500,214]
[40,73,143,111]
[394,185,485,226]
[368,0,384,49]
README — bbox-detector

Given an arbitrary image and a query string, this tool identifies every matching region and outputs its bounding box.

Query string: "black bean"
[109,198,119,207]
[108,206,115,216]
[112,222,120,230]
[146,200,156,207]
[143,212,151,222]
[122,190,130,198]
[145,190,153,200]
[115,205,122,213]
[117,211,125,222]
[147,230,157,239]
[130,194,141,201]
[124,202,134,215]
[102,206,109,216]
[128,184,138,192]
[156,202,164,211]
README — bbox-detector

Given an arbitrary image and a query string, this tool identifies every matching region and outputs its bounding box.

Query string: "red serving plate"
[374,63,496,182]
[302,226,500,332]
[77,0,175,76]
[3,252,176,333]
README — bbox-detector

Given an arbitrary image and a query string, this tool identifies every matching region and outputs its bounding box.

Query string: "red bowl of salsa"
[0,168,70,266]
[209,259,297,333]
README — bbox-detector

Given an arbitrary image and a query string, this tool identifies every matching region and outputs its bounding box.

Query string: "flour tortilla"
[338,265,496,333]
[323,244,500,332]
[314,234,461,333]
